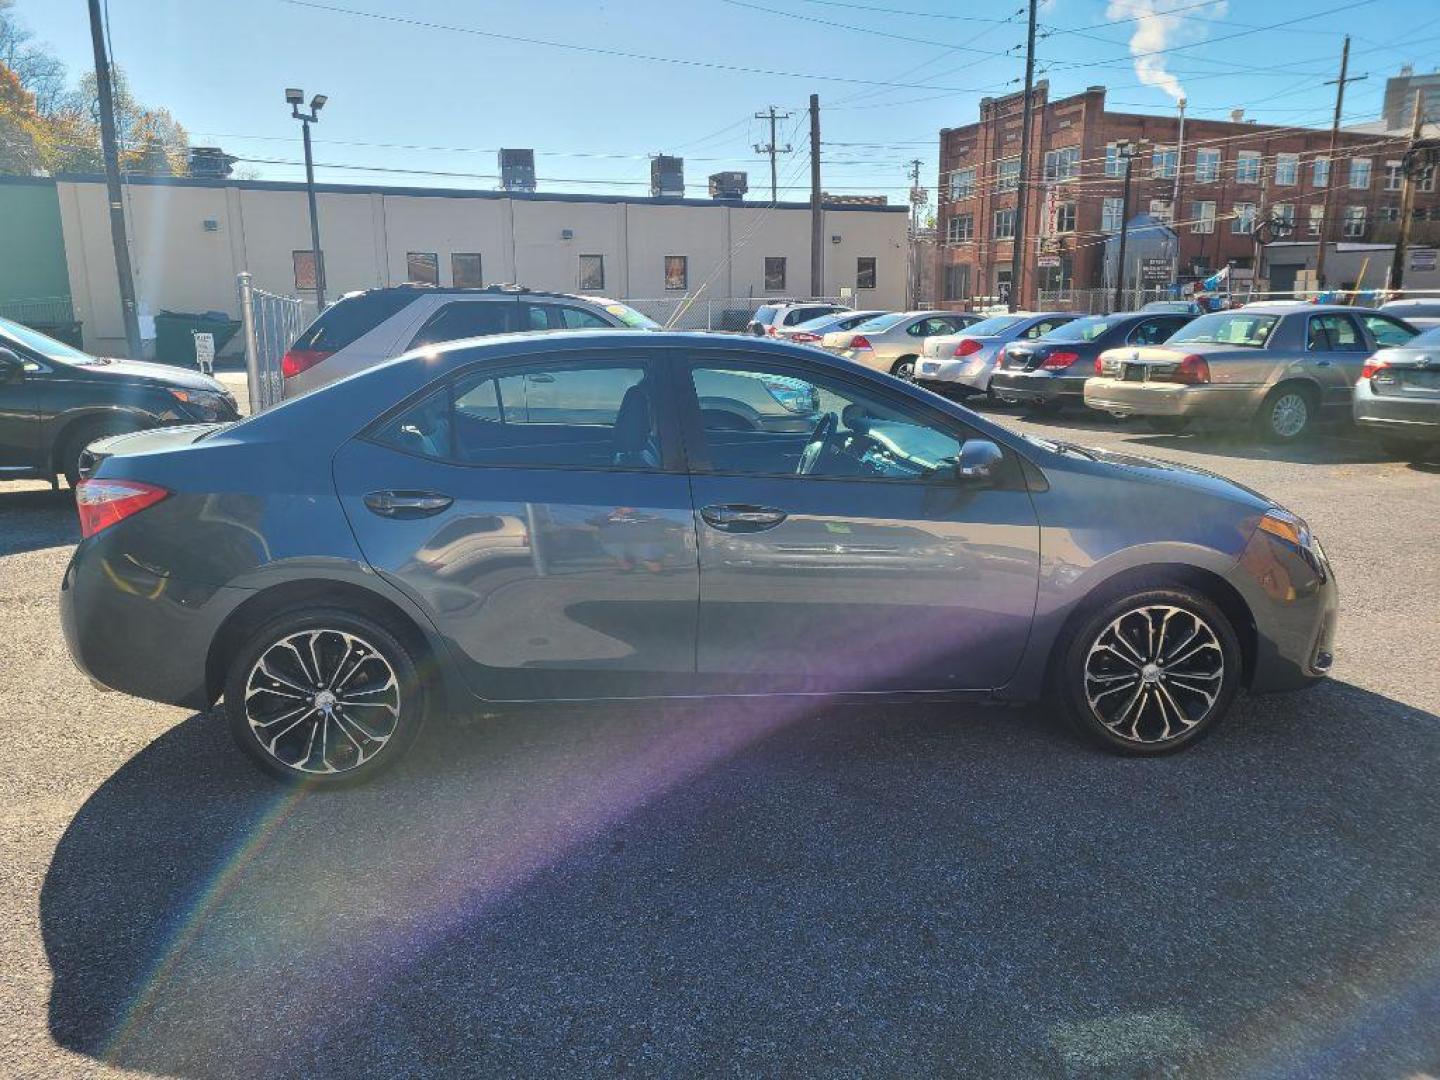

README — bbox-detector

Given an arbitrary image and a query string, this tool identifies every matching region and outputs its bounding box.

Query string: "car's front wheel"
[1059,586,1242,755]
[224,609,427,785]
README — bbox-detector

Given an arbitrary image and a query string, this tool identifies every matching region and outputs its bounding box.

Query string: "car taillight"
[1169,354,1211,384]
[1360,354,1387,379]
[1040,351,1080,370]
[75,479,169,538]
[1095,356,1106,375]
[281,348,333,379]
[954,338,983,357]
[850,335,872,350]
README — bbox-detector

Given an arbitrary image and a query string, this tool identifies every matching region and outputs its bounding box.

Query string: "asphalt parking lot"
[2,400,1439,1079]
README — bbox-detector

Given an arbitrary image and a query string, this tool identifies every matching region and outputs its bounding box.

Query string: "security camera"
[285,88,304,105]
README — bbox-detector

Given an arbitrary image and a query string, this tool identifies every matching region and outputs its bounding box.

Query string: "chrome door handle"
[1314,359,1333,367]
[364,490,454,518]
[700,504,788,532]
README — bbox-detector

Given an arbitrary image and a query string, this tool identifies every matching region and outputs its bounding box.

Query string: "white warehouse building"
[41,174,910,355]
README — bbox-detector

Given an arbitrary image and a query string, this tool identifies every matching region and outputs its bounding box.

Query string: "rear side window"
[409,301,515,349]
[1043,316,1115,342]
[292,292,417,352]
[372,359,660,471]
[526,304,615,331]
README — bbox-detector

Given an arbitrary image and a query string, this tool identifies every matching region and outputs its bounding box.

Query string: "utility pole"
[86,0,141,358]
[1113,140,1139,313]
[1171,97,1187,283]
[1008,0,1039,312]
[753,105,792,205]
[810,93,823,299]
[1316,36,1366,288]
[908,158,924,308]
[1388,90,1428,293]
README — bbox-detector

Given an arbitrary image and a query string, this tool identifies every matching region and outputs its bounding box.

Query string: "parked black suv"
[0,316,239,488]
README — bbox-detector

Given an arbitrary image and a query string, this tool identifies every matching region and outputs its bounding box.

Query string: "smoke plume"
[1104,0,1228,103]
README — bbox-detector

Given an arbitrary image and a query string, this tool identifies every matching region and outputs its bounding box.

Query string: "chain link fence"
[1035,287,1179,314]
[238,273,310,413]
[624,296,850,332]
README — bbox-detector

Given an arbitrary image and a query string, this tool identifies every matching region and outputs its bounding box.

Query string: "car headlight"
[168,388,229,419]
[1258,507,1327,572]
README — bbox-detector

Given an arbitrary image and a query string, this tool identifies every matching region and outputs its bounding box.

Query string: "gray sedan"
[1085,303,1418,440]
[62,331,1336,784]
[1354,323,1440,459]
[916,311,1078,398]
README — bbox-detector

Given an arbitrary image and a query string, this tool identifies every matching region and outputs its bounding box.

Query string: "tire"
[890,356,919,381]
[1377,435,1438,462]
[1145,415,1192,434]
[58,419,129,489]
[1058,586,1242,756]
[224,608,427,786]
[1255,384,1317,443]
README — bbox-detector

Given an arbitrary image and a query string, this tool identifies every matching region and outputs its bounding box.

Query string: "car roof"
[337,284,615,305]
[405,328,880,367]
[1241,302,1380,315]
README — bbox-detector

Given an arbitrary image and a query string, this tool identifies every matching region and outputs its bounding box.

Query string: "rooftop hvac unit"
[499,148,537,192]
[651,155,684,198]
[708,171,748,200]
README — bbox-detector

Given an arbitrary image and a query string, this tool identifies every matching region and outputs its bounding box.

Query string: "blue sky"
[12,0,1437,202]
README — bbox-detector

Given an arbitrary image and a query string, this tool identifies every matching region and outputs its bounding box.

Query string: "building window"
[946,212,974,243]
[1274,153,1299,186]
[578,253,605,291]
[292,250,318,291]
[1232,202,1256,234]
[948,166,976,200]
[992,207,1015,239]
[1043,146,1080,182]
[764,256,786,291]
[1378,205,1400,222]
[943,263,971,301]
[1053,200,1076,233]
[1273,203,1296,229]
[406,252,439,285]
[1195,148,1221,184]
[664,255,687,291]
[997,157,1020,193]
[1151,146,1178,179]
[1384,161,1403,191]
[1421,165,1437,193]
[1349,158,1371,189]
[856,257,877,290]
[1191,201,1217,234]
[1308,204,1324,236]
[1343,205,1366,238]
[1313,156,1330,186]
[1101,196,1125,233]
[1104,143,1123,178]
[451,252,483,288]
[1149,198,1173,225]
[1236,151,1261,184]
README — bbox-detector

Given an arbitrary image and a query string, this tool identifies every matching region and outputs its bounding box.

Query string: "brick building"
[935,83,1439,309]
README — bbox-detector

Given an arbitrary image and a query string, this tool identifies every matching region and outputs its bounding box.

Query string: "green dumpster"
[153,310,242,367]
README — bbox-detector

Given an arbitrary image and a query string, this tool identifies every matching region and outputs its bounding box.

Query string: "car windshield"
[1170,312,1279,347]
[962,315,1025,336]
[1040,316,1114,342]
[602,302,661,329]
[0,317,97,364]
[854,313,908,332]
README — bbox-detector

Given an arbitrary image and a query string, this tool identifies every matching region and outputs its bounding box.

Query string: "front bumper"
[60,540,252,711]
[1085,378,1259,418]
[1231,524,1340,694]
[990,370,1086,404]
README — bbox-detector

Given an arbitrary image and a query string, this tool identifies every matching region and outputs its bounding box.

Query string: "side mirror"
[956,439,1004,482]
[0,348,24,381]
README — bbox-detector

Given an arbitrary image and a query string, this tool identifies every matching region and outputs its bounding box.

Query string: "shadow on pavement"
[42,684,1440,1078]
[0,485,77,556]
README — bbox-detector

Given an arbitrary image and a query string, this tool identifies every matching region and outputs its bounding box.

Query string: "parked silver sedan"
[917,311,1078,398]
[822,310,981,380]
[1353,323,1440,460]
[1084,304,1418,440]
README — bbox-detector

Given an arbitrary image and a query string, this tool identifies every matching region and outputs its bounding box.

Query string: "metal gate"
[237,272,308,412]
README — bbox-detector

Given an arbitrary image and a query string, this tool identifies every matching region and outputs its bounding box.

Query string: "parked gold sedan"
[1083,304,1418,441]
[822,310,980,380]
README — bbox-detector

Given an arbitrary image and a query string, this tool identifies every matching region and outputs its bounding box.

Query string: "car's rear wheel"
[59,419,131,488]
[224,608,426,786]
[1145,415,1192,434]
[1060,586,1241,755]
[890,357,918,381]
[1256,384,1317,442]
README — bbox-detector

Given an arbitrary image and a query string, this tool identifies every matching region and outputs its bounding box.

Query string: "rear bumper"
[60,541,251,711]
[990,371,1085,404]
[1084,379,1259,418]
[917,357,989,391]
[1352,388,1440,435]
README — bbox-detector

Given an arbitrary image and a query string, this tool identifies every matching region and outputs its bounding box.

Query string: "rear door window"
[1360,314,1416,348]
[292,292,418,352]
[410,300,516,349]
[1307,314,1367,352]
[525,304,616,330]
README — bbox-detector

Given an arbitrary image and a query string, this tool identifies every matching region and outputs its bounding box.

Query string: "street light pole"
[1113,141,1138,314]
[288,89,328,310]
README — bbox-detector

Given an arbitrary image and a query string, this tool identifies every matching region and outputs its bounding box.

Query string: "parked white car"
[821,310,981,380]
[916,312,1078,398]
